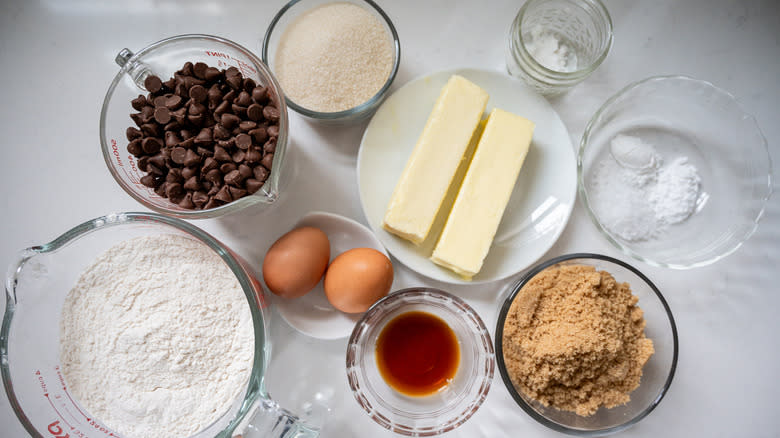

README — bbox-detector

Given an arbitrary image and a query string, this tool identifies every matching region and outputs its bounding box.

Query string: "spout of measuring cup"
[233,397,325,438]
[114,48,156,91]
[4,248,41,308]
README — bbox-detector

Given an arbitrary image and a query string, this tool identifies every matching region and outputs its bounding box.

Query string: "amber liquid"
[375,311,460,396]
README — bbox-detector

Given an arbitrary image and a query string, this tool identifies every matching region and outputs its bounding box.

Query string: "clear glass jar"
[506,0,613,96]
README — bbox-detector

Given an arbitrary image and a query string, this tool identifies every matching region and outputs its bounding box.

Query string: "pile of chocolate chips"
[125,62,281,210]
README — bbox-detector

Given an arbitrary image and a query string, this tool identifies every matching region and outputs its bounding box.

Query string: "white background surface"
[1,0,778,437]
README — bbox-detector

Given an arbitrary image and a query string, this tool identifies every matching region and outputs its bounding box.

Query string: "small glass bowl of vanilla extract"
[346,288,494,436]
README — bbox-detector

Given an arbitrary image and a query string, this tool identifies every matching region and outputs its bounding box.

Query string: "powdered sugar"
[590,135,702,241]
[59,235,254,438]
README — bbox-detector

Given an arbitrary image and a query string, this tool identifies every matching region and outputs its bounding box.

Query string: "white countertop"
[1,0,778,437]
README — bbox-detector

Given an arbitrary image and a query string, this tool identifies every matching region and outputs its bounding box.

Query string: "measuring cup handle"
[114,48,156,91]
[4,248,39,307]
[234,398,321,438]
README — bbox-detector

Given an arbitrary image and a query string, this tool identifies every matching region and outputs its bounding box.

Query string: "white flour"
[590,135,702,241]
[60,235,254,438]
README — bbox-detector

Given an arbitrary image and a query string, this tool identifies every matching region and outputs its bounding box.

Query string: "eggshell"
[324,248,393,313]
[263,226,330,299]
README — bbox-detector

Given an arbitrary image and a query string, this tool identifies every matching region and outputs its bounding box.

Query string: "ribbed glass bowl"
[495,254,678,436]
[578,76,772,268]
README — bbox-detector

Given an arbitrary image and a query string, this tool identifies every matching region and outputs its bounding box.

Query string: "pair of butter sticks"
[382,75,534,280]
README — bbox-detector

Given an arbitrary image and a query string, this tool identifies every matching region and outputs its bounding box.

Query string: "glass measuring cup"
[100,34,289,219]
[2,212,320,437]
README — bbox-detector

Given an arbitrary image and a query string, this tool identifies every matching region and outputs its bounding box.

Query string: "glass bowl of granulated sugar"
[262,0,400,124]
[579,75,772,269]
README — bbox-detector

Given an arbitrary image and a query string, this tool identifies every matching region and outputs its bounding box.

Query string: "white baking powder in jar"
[59,235,254,438]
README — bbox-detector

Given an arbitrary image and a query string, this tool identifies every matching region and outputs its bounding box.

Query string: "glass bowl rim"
[99,33,290,219]
[346,287,495,436]
[261,0,401,120]
[577,74,774,269]
[494,252,679,436]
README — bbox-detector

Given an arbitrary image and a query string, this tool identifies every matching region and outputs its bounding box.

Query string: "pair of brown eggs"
[262,226,393,313]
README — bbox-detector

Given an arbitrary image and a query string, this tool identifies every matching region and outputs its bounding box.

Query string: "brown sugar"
[502,264,654,416]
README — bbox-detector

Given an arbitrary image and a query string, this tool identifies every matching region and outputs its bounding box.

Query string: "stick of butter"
[431,108,535,280]
[382,75,489,245]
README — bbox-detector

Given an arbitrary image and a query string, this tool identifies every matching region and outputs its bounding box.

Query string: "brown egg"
[324,248,393,313]
[263,226,330,299]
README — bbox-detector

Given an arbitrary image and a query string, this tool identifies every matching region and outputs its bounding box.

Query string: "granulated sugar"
[589,135,702,242]
[275,2,394,112]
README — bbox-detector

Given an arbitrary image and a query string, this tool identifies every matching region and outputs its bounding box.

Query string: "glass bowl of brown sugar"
[495,253,678,436]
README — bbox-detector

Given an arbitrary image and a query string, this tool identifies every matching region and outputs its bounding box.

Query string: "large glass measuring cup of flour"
[2,212,320,438]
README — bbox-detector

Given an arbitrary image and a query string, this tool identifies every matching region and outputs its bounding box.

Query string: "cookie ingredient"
[275,2,394,112]
[502,264,654,416]
[524,25,577,72]
[375,311,459,397]
[431,108,534,280]
[589,134,702,241]
[59,235,254,438]
[127,62,282,210]
[263,226,330,299]
[324,247,393,313]
[383,75,489,245]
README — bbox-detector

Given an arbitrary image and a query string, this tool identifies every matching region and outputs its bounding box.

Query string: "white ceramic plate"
[272,211,391,339]
[357,68,576,284]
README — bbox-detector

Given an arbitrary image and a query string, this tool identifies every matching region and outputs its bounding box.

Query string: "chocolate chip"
[183,76,206,89]
[193,191,209,207]
[253,165,269,182]
[249,127,268,143]
[214,124,230,140]
[207,84,223,105]
[179,62,194,76]
[184,149,201,167]
[140,106,155,123]
[195,127,213,145]
[252,86,268,103]
[204,197,221,210]
[141,123,161,138]
[197,146,214,158]
[267,124,279,138]
[245,149,262,163]
[205,168,222,183]
[215,185,233,202]
[126,126,143,141]
[245,178,264,194]
[236,91,252,107]
[232,150,246,163]
[140,174,157,188]
[138,156,150,172]
[243,78,257,92]
[204,67,222,82]
[223,89,237,103]
[226,74,242,90]
[180,137,196,149]
[165,95,183,110]
[165,131,181,147]
[261,153,274,170]
[193,62,208,79]
[127,139,143,157]
[131,95,147,111]
[163,78,176,90]
[235,133,252,150]
[263,106,280,122]
[239,164,253,179]
[220,162,237,174]
[148,153,166,170]
[142,137,162,154]
[171,147,187,164]
[230,186,248,200]
[182,166,197,180]
[231,104,247,118]
[171,107,187,124]
[153,95,168,107]
[178,193,195,209]
[189,103,206,116]
[214,146,231,162]
[166,168,183,183]
[214,100,231,117]
[263,138,276,154]
[189,84,207,103]
[221,113,240,130]
[247,104,263,121]
[144,75,163,93]
[183,176,201,191]
[207,184,220,196]
[175,83,188,97]
[223,169,244,186]
[217,138,235,149]
[154,107,171,124]
[154,183,167,196]
[165,182,184,199]
[164,121,181,132]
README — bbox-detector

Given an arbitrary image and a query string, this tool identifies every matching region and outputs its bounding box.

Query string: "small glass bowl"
[495,254,678,436]
[346,288,494,436]
[579,76,773,268]
[506,0,613,96]
[262,0,401,124]
[100,34,289,219]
